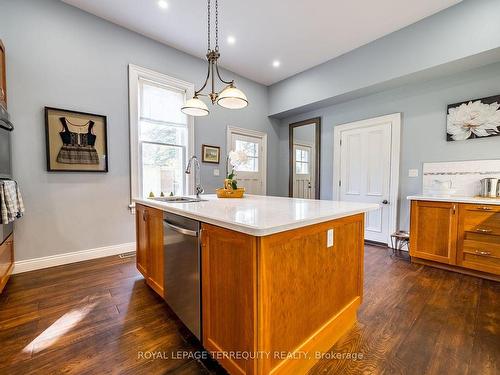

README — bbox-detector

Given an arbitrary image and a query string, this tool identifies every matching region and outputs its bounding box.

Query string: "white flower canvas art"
[447,95,500,141]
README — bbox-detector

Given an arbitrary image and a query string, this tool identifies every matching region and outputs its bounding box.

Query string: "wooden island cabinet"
[410,199,500,280]
[201,214,365,375]
[137,212,365,375]
[135,195,374,375]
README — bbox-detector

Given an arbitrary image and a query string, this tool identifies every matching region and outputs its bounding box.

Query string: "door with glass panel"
[228,129,266,195]
[293,143,314,199]
[139,79,188,198]
[288,118,320,199]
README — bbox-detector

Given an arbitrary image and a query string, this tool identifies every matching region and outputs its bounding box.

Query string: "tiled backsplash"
[423,159,500,196]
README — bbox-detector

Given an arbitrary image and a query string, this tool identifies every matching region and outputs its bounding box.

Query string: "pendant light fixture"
[181,0,248,117]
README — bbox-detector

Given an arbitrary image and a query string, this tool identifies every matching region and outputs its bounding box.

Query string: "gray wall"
[269,0,500,117]
[0,0,279,261]
[278,62,500,230]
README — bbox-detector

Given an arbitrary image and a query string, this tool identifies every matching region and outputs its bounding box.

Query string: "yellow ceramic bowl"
[216,188,245,198]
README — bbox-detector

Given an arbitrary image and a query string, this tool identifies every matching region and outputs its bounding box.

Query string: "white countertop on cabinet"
[407,195,500,205]
[134,194,379,236]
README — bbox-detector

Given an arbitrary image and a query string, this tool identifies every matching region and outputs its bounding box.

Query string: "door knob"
[382,200,389,205]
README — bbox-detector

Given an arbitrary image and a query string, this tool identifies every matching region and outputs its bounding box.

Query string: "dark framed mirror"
[289,117,321,199]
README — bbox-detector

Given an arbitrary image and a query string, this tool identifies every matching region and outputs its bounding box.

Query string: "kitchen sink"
[150,196,207,203]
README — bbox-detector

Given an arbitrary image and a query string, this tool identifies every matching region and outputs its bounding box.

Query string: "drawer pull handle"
[474,250,491,256]
[477,207,492,211]
[475,228,492,233]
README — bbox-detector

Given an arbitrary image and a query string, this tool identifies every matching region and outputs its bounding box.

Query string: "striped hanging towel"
[0,180,25,224]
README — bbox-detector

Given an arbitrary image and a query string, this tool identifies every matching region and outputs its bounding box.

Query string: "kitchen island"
[134,194,377,375]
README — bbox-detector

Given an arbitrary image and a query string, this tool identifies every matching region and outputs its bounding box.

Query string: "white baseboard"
[13,242,136,274]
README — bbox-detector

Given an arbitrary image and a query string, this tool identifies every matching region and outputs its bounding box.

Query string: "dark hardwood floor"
[0,245,498,375]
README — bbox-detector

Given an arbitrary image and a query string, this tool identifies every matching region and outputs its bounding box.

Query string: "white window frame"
[128,64,194,209]
[226,126,267,195]
[294,143,313,175]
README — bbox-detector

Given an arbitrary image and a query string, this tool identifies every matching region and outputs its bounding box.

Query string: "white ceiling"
[62,0,462,86]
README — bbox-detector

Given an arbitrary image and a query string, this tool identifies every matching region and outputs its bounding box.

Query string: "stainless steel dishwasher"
[163,212,201,339]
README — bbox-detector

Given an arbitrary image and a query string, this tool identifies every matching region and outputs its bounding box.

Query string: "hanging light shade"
[217,84,248,109]
[181,0,248,117]
[181,96,209,116]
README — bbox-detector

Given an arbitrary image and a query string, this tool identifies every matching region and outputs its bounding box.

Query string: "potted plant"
[216,150,248,198]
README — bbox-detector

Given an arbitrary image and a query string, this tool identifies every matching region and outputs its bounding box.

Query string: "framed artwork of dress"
[44,107,108,172]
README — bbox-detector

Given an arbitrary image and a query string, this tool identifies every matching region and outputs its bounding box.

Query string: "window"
[234,139,259,172]
[129,65,194,204]
[295,148,309,175]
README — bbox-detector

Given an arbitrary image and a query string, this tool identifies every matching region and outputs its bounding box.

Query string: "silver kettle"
[480,178,499,198]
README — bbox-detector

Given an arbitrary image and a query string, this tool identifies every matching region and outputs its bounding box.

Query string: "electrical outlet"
[408,169,419,177]
[327,229,334,248]
[213,169,220,176]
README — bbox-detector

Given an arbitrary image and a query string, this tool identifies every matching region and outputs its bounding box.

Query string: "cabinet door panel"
[201,224,257,375]
[409,201,457,264]
[146,207,164,297]
[135,204,148,277]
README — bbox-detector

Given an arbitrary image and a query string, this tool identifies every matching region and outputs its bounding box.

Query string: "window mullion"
[140,140,185,149]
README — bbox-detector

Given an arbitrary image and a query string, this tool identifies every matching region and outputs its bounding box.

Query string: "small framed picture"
[201,144,220,164]
[45,107,108,172]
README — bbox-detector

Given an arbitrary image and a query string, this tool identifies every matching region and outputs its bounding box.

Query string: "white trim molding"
[128,64,195,210]
[333,113,401,244]
[227,126,268,195]
[13,242,136,274]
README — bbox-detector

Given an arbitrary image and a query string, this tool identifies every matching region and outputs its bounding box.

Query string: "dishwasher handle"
[164,220,198,237]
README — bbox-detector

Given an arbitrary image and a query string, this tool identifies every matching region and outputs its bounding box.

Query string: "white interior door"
[293,143,315,199]
[339,123,392,243]
[228,128,267,195]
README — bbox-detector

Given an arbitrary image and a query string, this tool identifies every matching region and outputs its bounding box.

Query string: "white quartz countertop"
[407,195,500,205]
[134,195,379,236]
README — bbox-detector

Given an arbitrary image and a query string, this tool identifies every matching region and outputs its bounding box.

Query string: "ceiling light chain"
[181,0,248,117]
[215,0,219,51]
[207,0,211,52]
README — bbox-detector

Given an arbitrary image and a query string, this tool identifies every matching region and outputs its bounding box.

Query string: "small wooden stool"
[390,231,410,260]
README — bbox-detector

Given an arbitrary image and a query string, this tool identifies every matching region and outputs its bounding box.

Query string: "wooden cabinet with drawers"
[135,204,164,297]
[456,204,500,275]
[0,40,6,109]
[410,200,500,279]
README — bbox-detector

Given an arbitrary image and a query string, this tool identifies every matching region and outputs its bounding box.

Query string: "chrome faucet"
[185,156,204,199]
